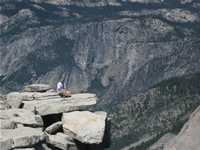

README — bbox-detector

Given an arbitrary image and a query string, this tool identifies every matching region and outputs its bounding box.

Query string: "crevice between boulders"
[42,114,63,131]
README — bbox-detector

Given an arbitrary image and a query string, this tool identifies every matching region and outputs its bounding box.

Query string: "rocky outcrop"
[30,0,188,7]
[0,108,43,127]
[119,8,199,23]
[149,105,200,150]
[6,92,23,108]
[45,121,63,134]
[0,94,9,110]
[148,133,177,150]
[0,137,13,150]
[43,0,122,7]
[22,93,98,116]
[0,119,17,129]
[25,84,51,92]
[46,133,77,150]
[0,84,110,150]
[62,111,107,144]
[1,0,200,104]
[1,0,200,149]
[1,126,46,149]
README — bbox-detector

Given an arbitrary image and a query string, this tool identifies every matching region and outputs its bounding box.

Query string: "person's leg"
[59,91,66,97]
[65,91,71,97]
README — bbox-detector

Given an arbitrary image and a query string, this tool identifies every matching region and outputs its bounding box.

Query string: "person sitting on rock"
[57,77,71,97]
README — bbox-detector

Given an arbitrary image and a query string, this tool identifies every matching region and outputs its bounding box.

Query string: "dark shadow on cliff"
[42,113,63,131]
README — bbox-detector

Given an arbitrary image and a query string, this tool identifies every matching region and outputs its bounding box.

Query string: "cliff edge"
[0,84,111,150]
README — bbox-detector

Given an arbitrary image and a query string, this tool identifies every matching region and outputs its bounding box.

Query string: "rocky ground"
[0,84,111,150]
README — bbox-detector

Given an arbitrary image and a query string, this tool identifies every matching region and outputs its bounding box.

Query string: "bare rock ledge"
[0,108,43,127]
[0,84,110,150]
[22,93,98,116]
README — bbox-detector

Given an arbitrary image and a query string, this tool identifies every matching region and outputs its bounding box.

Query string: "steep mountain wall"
[1,10,200,108]
[0,1,200,149]
[149,105,200,150]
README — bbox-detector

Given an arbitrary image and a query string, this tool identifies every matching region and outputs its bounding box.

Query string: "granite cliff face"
[149,105,200,150]
[0,0,200,149]
[1,0,200,99]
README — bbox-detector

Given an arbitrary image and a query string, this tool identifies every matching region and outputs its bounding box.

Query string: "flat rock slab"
[0,108,43,127]
[46,132,77,150]
[1,126,45,148]
[25,84,50,92]
[21,92,60,101]
[62,111,107,144]
[22,93,98,116]
[70,93,96,99]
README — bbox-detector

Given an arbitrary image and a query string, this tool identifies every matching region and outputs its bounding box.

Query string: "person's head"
[60,77,64,83]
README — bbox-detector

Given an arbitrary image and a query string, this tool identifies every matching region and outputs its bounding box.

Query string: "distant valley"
[1,0,200,149]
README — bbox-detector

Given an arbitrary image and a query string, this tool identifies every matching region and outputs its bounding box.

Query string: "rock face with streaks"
[1,0,200,149]
[149,105,200,150]
[0,84,110,150]
[1,0,200,113]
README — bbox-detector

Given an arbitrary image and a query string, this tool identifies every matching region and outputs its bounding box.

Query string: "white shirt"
[57,82,66,92]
